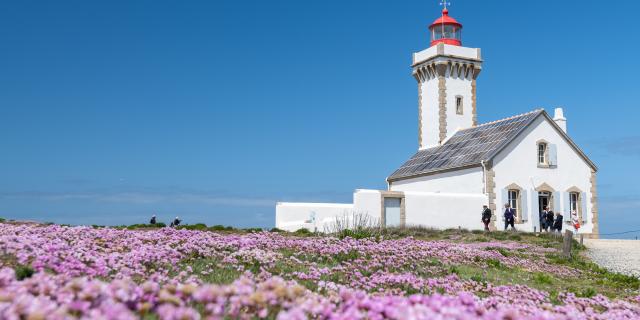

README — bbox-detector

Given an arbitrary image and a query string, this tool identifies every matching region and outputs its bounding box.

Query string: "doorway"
[384,198,402,227]
[538,191,551,213]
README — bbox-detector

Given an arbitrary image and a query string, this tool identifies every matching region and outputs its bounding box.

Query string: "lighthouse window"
[455,96,463,115]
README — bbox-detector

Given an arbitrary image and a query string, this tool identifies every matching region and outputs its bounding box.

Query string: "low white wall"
[276,190,489,233]
[275,202,353,232]
[354,189,382,218]
[404,191,488,230]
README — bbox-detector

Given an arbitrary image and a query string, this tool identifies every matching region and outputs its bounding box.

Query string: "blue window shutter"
[580,192,588,223]
[530,190,539,217]
[553,191,561,213]
[548,144,558,166]
[501,189,508,221]
[520,190,528,222]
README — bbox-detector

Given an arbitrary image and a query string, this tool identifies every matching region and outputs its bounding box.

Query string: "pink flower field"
[0,223,638,319]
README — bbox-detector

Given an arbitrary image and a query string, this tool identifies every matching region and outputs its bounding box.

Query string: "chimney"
[553,108,567,133]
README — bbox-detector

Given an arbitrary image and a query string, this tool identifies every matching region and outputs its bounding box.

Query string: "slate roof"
[388,109,548,182]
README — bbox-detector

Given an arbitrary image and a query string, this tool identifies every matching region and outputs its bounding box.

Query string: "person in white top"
[570,210,580,233]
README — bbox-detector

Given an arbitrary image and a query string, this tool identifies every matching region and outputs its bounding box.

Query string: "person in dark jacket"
[481,205,492,231]
[170,216,181,227]
[553,212,564,232]
[149,215,157,225]
[539,208,548,232]
[503,203,516,231]
[545,208,555,232]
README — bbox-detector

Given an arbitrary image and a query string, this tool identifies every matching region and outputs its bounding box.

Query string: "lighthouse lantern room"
[429,8,462,46]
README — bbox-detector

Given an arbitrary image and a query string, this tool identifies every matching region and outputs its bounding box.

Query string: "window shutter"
[530,190,539,217]
[553,191,561,213]
[501,189,508,221]
[520,190,528,222]
[548,144,558,166]
[566,192,572,216]
[580,192,588,223]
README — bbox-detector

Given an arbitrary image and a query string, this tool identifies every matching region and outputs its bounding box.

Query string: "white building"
[276,7,599,237]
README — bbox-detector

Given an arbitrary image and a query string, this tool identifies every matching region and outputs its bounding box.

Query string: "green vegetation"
[15,264,34,280]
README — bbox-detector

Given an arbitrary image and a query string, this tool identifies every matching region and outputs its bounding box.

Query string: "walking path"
[583,239,640,278]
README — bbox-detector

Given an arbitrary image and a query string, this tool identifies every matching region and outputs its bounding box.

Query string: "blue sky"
[0,1,638,236]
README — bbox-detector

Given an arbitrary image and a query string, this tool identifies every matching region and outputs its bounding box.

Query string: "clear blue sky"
[0,1,638,237]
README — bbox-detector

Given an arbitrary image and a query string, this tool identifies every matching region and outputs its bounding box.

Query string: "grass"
[451,253,639,300]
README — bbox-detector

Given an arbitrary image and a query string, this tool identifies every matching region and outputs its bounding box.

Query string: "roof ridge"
[468,108,544,130]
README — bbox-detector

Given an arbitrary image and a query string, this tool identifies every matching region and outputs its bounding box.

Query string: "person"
[571,210,581,233]
[545,207,555,232]
[553,212,564,232]
[539,207,548,232]
[170,216,181,227]
[149,215,157,225]
[503,203,516,231]
[481,205,492,231]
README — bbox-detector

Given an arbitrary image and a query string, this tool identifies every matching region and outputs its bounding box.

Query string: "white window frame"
[538,142,548,165]
[569,192,581,221]
[508,189,519,219]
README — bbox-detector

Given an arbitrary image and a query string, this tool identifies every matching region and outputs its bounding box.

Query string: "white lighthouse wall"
[420,78,440,148]
[389,166,484,194]
[444,75,474,140]
[492,116,595,234]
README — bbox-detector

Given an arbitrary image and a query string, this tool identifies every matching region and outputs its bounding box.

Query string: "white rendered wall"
[413,44,481,65]
[404,191,488,230]
[275,202,353,232]
[492,115,595,234]
[389,166,484,194]
[420,78,440,148]
[353,189,382,218]
[444,74,474,139]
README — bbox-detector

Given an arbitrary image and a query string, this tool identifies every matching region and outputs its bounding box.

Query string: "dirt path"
[583,239,640,278]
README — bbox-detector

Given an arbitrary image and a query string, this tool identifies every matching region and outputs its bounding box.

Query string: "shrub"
[324,211,381,240]
[209,225,227,231]
[180,223,208,231]
[486,258,502,269]
[243,228,263,233]
[294,228,312,236]
[269,227,285,233]
[15,265,34,281]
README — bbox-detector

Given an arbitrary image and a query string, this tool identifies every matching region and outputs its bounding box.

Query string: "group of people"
[481,204,574,232]
[539,206,564,232]
[149,215,182,227]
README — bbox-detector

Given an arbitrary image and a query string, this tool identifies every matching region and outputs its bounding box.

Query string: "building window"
[538,143,548,165]
[570,192,581,220]
[456,96,463,115]
[508,189,519,219]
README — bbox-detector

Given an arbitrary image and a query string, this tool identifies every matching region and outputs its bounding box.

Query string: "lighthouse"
[414,6,482,149]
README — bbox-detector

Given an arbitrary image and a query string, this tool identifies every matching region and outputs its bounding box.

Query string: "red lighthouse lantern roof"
[429,8,462,28]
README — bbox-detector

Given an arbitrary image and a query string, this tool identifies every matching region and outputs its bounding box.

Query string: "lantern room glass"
[431,25,462,42]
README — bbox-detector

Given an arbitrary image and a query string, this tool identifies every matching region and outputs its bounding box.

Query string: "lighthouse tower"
[414,6,482,149]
